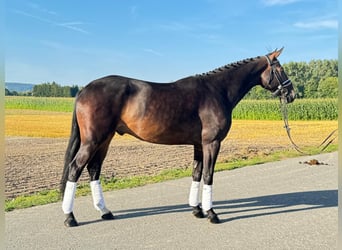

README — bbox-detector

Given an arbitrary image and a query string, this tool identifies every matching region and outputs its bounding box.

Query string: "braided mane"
[197,56,262,77]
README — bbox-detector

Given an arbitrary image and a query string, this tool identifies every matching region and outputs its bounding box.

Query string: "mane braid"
[196,56,261,77]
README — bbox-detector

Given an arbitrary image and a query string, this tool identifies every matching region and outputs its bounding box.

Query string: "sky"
[5,0,338,86]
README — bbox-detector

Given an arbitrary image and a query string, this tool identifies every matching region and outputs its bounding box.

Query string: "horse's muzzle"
[284,89,296,103]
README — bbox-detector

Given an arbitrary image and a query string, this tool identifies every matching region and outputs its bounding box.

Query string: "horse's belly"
[119,95,200,144]
[117,118,199,145]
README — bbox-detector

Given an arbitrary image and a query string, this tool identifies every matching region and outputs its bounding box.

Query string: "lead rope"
[280,96,337,155]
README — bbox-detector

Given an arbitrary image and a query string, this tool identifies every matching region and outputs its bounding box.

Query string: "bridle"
[264,55,293,99]
[264,55,337,154]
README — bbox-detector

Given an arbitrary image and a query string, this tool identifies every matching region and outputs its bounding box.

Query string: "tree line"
[246,59,338,99]
[5,59,337,98]
[32,82,80,97]
[5,82,80,97]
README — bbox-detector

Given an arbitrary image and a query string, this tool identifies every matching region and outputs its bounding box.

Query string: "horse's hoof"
[192,205,205,218]
[64,212,78,227]
[207,209,221,224]
[101,211,115,220]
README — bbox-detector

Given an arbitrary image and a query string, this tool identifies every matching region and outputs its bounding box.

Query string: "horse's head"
[260,48,296,103]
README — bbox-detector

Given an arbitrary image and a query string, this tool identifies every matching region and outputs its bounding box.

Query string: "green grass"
[5,144,337,212]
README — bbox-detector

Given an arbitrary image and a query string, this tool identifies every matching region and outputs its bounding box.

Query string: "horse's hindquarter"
[118,79,204,144]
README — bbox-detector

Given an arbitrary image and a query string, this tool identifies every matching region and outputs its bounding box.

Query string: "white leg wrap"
[202,184,213,211]
[90,180,110,215]
[62,181,77,214]
[189,181,201,207]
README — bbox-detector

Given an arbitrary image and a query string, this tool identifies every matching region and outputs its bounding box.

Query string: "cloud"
[143,48,163,57]
[12,9,54,24]
[27,2,57,16]
[294,19,338,29]
[56,22,90,34]
[12,3,90,35]
[262,0,300,6]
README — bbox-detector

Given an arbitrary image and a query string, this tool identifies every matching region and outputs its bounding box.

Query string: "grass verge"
[5,144,337,212]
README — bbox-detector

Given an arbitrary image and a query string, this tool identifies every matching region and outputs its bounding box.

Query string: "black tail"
[60,100,81,196]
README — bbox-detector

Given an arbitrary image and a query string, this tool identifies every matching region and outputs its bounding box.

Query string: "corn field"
[233,98,337,120]
[5,96,74,112]
[5,96,338,121]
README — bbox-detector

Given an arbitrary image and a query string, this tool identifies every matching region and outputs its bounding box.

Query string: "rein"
[264,54,337,154]
[279,96,337,154]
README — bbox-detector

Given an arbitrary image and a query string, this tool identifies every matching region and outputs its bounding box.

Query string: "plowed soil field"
[5,118,337,199]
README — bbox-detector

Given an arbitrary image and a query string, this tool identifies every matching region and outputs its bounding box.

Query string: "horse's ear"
[268,47,284,61]
[274,47,284,58]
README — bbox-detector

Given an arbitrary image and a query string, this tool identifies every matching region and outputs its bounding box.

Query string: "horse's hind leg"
[87,136,115,220]
[62,141,98,227]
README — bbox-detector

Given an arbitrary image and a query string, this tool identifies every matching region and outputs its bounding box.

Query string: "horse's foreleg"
[202,140,221,224]
[87,139,114,220]
[189,145,204,218]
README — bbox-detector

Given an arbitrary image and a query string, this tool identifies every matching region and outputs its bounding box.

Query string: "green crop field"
[5,96,75,112]
[232,98,337,120]
[5,96,338,121]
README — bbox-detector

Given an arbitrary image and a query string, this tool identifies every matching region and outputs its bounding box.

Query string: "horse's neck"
[219,58,266,107]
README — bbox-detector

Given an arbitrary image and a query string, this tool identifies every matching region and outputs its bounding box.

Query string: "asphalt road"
[5,152,337,249]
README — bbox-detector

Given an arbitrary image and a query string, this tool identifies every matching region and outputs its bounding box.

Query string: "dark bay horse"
[61,48,295,227]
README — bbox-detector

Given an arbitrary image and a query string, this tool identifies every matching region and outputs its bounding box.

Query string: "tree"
[32,82,80,97]
[70,85,79,97]
[5,88,19,96]
[317,77,338,98]
[271,59,337,99]
[5,88,11,96]
[246,85,272,99]
[282,61,308,98]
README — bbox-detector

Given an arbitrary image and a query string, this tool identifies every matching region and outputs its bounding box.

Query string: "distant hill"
[5,82,35,93]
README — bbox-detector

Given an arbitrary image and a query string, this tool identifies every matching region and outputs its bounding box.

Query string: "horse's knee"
[203,173,213,186]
